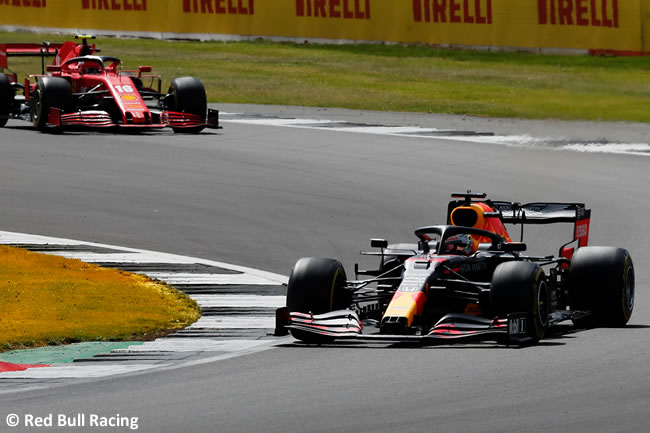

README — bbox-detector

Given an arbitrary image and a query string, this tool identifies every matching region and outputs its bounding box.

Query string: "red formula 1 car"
[276,192,636,346]
[0,35,219,133]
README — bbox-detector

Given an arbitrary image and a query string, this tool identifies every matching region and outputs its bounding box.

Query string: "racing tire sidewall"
[168,76,207,134]
[286,257,349,343]
[569,247,634,327]
[0,73,12,127]
[31,77,71,132]
[490,261,548,343]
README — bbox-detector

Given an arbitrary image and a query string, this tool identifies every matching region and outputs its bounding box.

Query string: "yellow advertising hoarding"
[0,0,648,53]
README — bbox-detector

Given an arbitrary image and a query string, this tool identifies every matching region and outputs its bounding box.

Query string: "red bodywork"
[1,39,218,131]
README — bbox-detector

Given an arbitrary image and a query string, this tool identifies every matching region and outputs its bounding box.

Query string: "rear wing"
[491,201,591,247]
[0,43,65,75]
[446,193,591,247]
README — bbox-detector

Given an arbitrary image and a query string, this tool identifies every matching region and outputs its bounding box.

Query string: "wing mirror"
[370,239,388,249]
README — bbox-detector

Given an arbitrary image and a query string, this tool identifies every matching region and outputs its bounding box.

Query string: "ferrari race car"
[276,192,636,345]
[0,35,219,133]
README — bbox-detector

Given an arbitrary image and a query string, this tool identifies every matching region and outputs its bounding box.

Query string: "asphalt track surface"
[1,105,649,433]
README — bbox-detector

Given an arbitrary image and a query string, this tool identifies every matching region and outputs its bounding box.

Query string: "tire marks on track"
[221,112,650,156]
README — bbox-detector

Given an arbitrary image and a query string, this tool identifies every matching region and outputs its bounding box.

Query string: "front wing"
[46,108,221,130]
[276,308,533,345]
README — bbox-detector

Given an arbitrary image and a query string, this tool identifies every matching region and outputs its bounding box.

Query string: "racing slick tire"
[167,76,207,134]
[569,247,634,328]
[31,77,71,132]
[490,261,549,344]
[0,73,12,127]
[286,257,351,343]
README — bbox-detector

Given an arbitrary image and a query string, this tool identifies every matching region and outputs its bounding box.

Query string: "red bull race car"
[276,192,635,345]
[0,35,219,133]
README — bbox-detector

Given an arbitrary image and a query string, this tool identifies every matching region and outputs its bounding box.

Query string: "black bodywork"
[276,192,633,346]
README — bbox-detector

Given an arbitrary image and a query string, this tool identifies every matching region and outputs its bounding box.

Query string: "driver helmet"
[79,62,101,74]
[443,234,476,256]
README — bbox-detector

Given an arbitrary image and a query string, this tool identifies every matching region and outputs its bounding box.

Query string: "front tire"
[569,247,634,327]
[0,73,13,127]
[286,257,350,343]
[167,76,207,134]
[31,77,71,132]
[490,261,549,343]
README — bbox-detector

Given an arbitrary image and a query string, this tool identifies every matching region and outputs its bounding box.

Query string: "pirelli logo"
[296,0,370,19]
[0,0,46,7]
[81,0,147,11]
[538,0,619,28]
[183,0,254,15]
[413,0,492,24]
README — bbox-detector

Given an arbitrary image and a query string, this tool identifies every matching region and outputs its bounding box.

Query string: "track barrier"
[1,0,650,54]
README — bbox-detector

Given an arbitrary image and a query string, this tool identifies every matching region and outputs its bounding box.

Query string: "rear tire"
[286,257,350,343]
[167,76,207,134]
[31,77,70,132]
[569,247,634,327]
[490,261,549,343]
[0,73,12,127]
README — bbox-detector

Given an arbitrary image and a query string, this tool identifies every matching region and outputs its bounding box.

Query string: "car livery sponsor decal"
[459,261,488,273]
[120,94,137,101]
[508,316,527,336]
[575,218,590,247]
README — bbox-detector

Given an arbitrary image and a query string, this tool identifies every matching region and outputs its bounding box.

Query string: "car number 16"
[114,85,134,93]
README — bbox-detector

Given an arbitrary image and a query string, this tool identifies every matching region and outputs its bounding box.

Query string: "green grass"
[2,31,650,122]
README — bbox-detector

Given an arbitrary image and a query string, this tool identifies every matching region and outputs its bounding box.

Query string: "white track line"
[191,295,285,308]
[221,114,650,156]
[189,316,277,329]
[145,272,281,286]
[0,231,288,285]
[113,339,271,353]
[0,364,164,379]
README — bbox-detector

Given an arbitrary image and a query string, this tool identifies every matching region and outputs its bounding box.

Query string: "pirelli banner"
[1,0,650,53]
